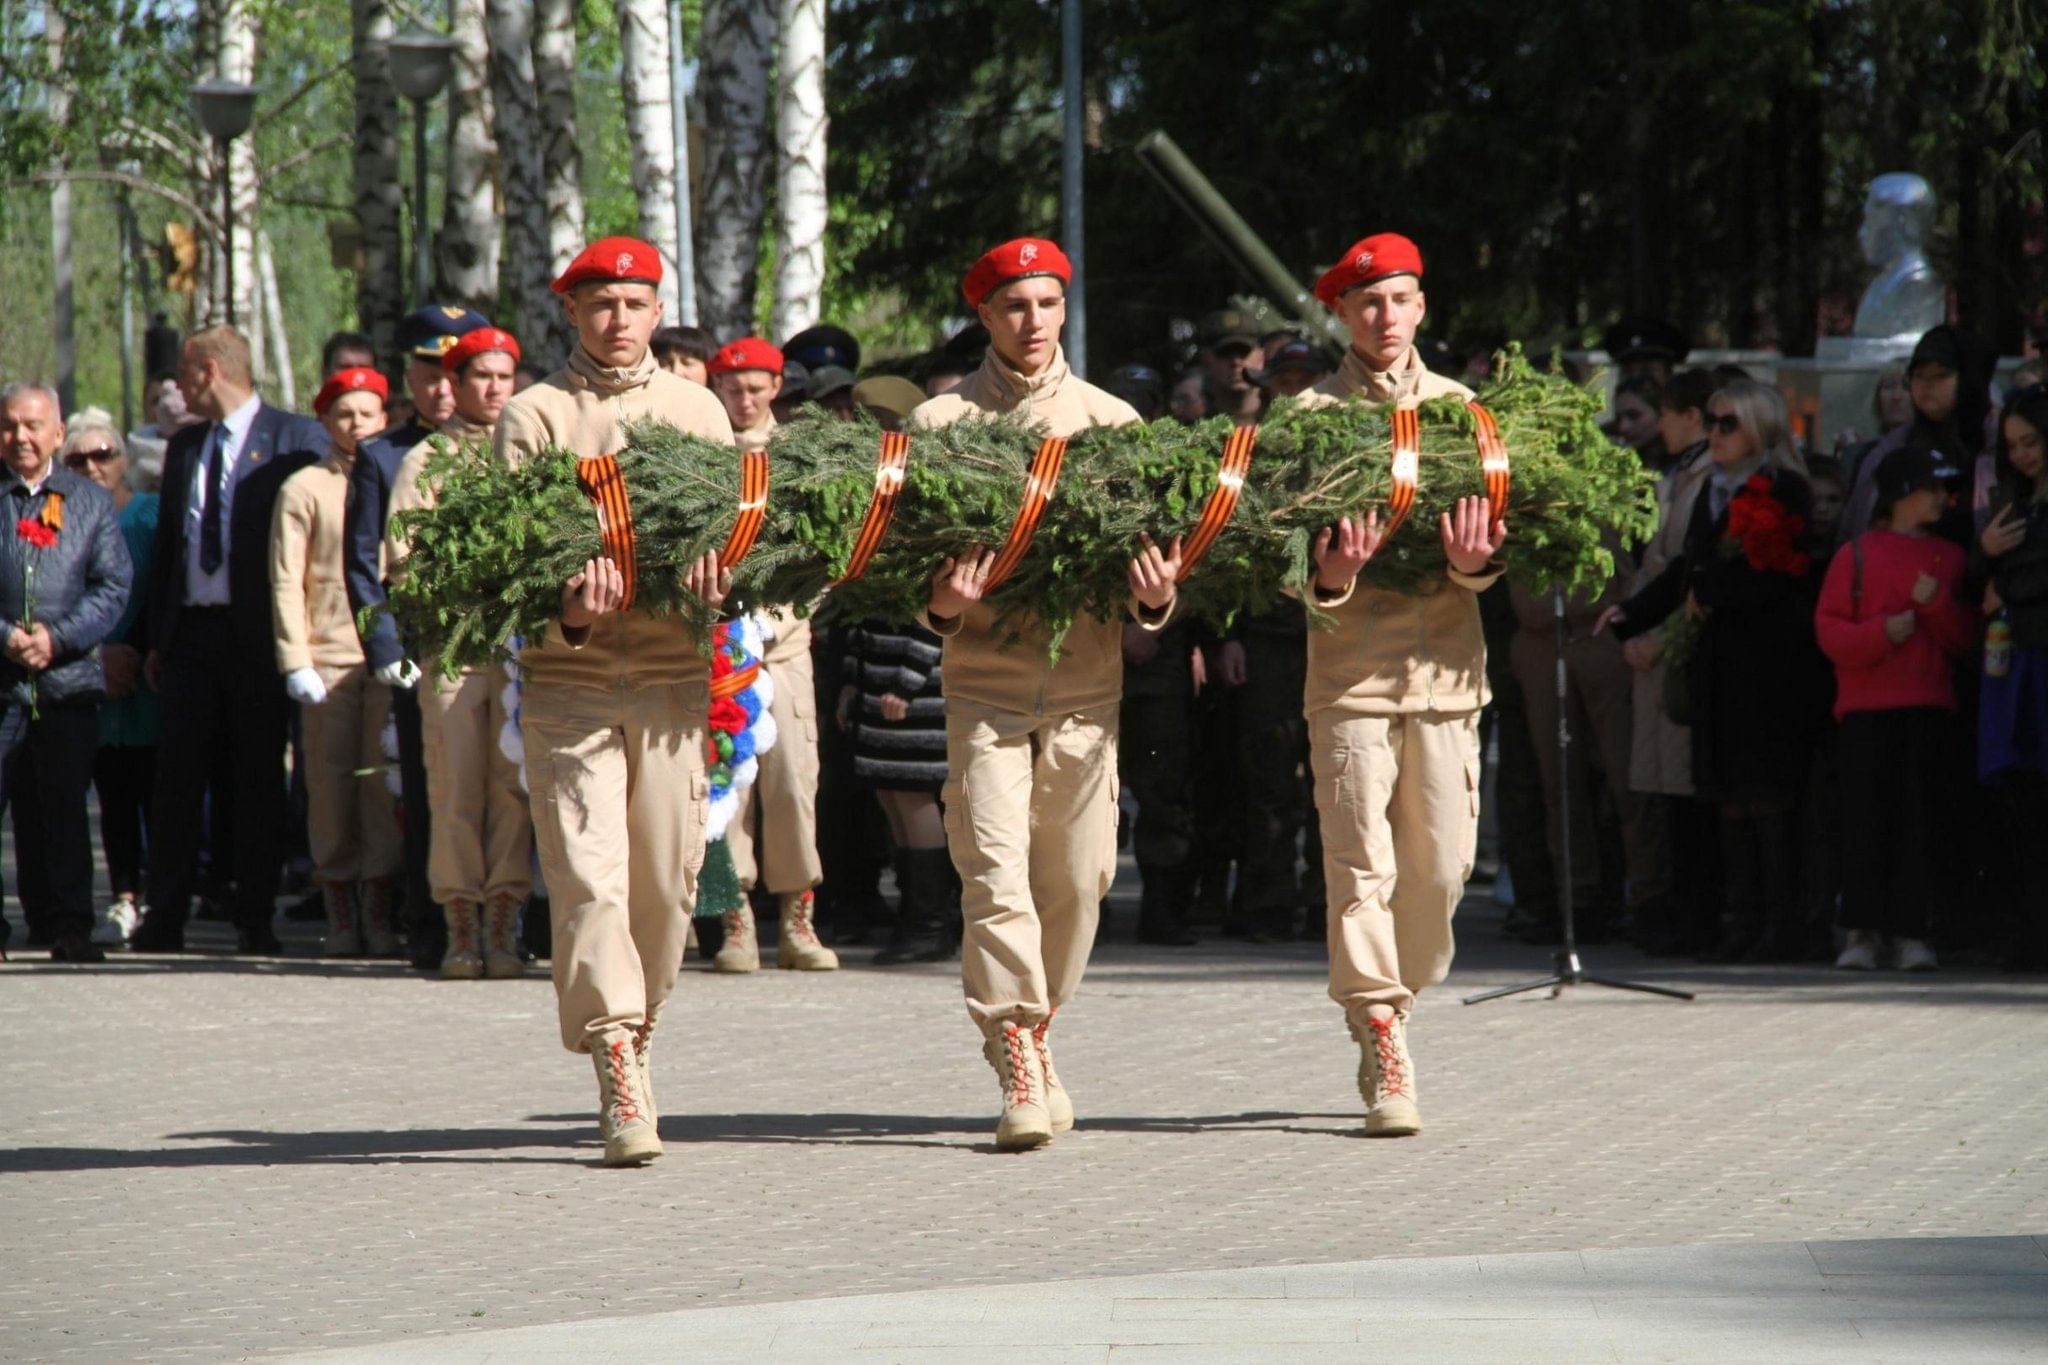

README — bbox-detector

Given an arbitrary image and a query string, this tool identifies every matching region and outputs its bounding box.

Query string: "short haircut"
[651,326,716,364]
[187,326,253,385]
[0,380,61,414]
[1805,454,1848,490]
[1659,367,1719,416]
[60,407,125,461]
[321,330,378,374]
[1615,373,1664,409]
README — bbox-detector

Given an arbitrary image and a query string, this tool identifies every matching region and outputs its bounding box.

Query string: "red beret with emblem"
[441,326,522,374]
[551,235,664,294]
[706,336,785,378]
[1313,233,1426,309]
[314,366,390,417]
[962,237,1072,306]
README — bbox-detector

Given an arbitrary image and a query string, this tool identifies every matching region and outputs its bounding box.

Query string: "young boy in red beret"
[1296,233,1509,1138]
[912,237,1183,1151]
[274,366,405,959]
[493,237,736,1166]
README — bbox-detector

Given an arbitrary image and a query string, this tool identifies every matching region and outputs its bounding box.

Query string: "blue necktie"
[198,423,225,574]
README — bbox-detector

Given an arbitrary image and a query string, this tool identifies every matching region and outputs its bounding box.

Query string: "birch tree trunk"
[615,0,682,316]
[351,0,406,365]
[531,0,584,276]
[695,0,774,341]
[772,0,827,342]
[257,230,296,408]
[486,0,563,362]
[48,8,75,412]
[218,0,262,370]
[437,0,499,314]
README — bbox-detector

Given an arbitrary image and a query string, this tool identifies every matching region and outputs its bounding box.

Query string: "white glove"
[375,658,421,690]
[285,667,329,705]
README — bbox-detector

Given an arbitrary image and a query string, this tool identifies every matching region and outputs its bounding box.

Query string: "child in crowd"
[1815,446,1978,971]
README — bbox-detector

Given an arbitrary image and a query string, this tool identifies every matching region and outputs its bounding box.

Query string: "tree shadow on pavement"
[494,1109,1363,1146]
[0,1125,599,1171]
[0,955,430,979]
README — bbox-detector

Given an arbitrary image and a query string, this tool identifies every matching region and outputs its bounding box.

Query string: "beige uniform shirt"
[493,348,736,690]
[384,412,493,586]
[1295,345,1500,716]
[271,447,366,674]
[908,345,1165,715]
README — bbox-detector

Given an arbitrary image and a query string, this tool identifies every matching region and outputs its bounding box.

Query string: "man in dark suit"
[344,304,488,968]
[130,327,326,954]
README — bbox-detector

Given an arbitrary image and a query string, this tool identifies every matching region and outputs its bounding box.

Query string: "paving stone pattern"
[3,894,2045,1360]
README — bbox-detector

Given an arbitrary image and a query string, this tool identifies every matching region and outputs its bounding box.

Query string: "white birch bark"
[695,0,773,341]
[351,0,406,364]
[615,0,682,316]
[48,8,75,412]
[438,0,500,313]
[218,0,261,364]
[772,0,827,342]
[531,0,584,276]
[257,230,296,408]
[486,0,563,361]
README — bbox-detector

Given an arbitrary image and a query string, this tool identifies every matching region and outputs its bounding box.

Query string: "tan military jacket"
[272,446,367,674]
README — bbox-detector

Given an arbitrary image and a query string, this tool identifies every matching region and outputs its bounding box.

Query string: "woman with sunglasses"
[1598,380,1830,963]
[60,412,159,949]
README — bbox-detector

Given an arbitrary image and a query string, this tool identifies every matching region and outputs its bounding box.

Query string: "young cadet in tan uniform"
[493,237,737,1166]
[703,337,835,973]
[1295,234,1509,1138]
[911,237,1182,1152]
[272,367,405,957]
[384,326,532,981]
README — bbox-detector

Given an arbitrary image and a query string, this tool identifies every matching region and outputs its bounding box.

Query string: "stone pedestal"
[1776,337,1917,457]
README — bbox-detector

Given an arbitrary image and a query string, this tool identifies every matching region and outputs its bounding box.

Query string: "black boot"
[1135,864,1197,946]
[873,848,958,965]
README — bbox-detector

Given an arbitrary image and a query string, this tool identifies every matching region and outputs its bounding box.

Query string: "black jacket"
[344,421,431,671]
[1977,487,2048,649]
[149,401,326,657]
[0,467,133,707]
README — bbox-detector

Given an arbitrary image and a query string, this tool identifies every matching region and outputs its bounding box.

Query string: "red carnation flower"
[16,518,57,550]
[709,697,747,733]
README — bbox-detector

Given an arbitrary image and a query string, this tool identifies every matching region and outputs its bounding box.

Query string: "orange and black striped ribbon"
[833,430,911,585]
[1175,424,1257,583]
[1466,399,1512,524]
[575,454,639,610]
[982,435,1068,591]
[719,449,771,569]
[1382,407,1422,540]
[710,661,761,701]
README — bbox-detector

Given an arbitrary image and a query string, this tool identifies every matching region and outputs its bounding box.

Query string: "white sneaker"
[1894,938,1938,972]
[90,899,141,946]
[1834,931,1881,971]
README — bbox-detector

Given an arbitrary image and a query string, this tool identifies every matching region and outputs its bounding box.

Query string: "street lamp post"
[389,28,456,306]
[189,80,259,327]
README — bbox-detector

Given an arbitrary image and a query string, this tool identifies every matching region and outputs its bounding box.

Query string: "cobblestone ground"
[3,880,2045,1361]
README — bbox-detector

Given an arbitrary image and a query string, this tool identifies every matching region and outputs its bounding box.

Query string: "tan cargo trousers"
[418,665,531,907]
[523,680,709,1053]
[303,663,401,883]
[725,650,824,895]
[1310,708,1482,1020]
[943,698,1119,1038]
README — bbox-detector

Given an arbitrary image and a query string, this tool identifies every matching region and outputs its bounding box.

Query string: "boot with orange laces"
[1355,1006,1421,1137]
[592,1027,662,1166]
[1032,1015,1073,1134]
[776,890,839,970]
[982,1021,1053,1151]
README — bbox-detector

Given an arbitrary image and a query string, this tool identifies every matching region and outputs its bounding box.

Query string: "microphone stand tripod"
[1465,587,1693,1005]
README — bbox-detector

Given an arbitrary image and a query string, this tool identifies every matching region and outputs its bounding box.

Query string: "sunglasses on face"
[64,447,120,465]
[1705,413,1741,435]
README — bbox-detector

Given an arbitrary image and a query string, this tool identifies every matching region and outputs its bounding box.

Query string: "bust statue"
[1853,173,1946,340]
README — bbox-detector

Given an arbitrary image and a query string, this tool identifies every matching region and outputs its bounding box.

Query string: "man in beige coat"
[1296,233,1508,1138]
[385,326,532,981]
[494,237,736,1167]
[272,366,404,957]
[703,336,835,974]
[912,237,1182,1152]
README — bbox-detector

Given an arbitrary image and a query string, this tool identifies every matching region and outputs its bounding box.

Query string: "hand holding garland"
[1440,494,1508,577]
[1313,511,1383,598]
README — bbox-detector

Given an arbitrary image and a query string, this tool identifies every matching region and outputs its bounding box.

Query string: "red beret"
[706,336,785,378]
[314,366,389,417]
[1313,233,1425,309]
[551,236,664,294]
[441,326,522,373]
[962,237,1072,306]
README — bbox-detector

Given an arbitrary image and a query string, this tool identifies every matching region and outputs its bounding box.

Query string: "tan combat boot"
[1355,1009,1422,1138]
[592,1028,662,1166]
[440,901,482,980]
[775,890,839,970]
[1032,1015,1074,1134]
[982,1022,1053,1152]
[713,903,760,974]
[632,1003,663,1125]
[482,894,525,979]
[360,878,402,956]
[319,881,360,957]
